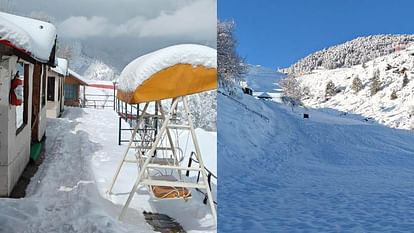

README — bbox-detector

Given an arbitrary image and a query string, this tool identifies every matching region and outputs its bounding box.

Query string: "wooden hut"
[0,12,57,196]
[64,69,89,107]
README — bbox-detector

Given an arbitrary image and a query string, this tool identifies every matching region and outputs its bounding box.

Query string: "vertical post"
[113,81,116,111]
[124,101,127,122]
[183,96,217,224]
[118,116,122,145]
[83,85,86,108]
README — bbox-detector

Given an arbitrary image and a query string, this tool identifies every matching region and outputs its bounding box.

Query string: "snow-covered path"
[0,106,216,233]
[0,108,147,233]
[219,93,414,232]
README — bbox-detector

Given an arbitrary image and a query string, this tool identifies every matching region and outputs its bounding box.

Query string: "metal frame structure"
[107,96,217,224]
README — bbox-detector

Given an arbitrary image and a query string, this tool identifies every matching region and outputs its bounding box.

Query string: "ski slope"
[219,92,414,232]
[244,65,285,101]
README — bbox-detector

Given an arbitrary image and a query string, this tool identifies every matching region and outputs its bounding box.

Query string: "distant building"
[65,69,89,107]
[47,58,68,118]
[257,92,272,100]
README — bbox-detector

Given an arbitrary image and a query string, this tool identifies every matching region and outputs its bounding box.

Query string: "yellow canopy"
[117,44,217,104]
[117,64,216,104]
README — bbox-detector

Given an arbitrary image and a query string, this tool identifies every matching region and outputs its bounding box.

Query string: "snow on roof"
[68,68,89,85]
[51,58,68,76]
[118,44,217,92]
[0,12,56,63]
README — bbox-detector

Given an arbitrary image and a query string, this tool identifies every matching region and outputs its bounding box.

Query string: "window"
[64,84,77,100]
[47,76,55,101]
[41,65,46,107]
[16,63,29,134]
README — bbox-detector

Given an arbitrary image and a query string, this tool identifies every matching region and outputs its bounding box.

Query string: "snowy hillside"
[296,45,414,130]
[83,60,118,81]
[287,34,414,75]
[219,92,414,232]
[57,40,119,81]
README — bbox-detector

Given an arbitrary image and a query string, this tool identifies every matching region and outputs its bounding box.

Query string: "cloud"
[57,0,216,40]
[139,0,217,39]
[12,0,217,71]
[59,16,111,39]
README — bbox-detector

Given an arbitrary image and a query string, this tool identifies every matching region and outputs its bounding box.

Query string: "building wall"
[64,77,80,107]
[46,72,63,118]
[0,56,33,196]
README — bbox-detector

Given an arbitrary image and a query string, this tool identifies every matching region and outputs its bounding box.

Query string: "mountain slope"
[287,34,414,75]
[297,45,414,130]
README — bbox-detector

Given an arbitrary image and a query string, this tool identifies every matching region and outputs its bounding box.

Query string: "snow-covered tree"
[280,75,304,105]
[351,76,363,93]
[403,73,409,88]
[370,69,381,96]
[390,90,398,100]
[217,20,246,94]
[57,43,74,61]
[325,80,336,100]
[287,35,414,75]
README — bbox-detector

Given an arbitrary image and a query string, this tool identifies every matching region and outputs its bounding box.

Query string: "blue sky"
[218,0,414,68]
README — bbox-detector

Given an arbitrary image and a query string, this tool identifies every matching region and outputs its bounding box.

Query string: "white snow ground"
[0,107,216,233]
[219,92,414,232]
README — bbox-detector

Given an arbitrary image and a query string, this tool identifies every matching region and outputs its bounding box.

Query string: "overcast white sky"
[6,0,216,71]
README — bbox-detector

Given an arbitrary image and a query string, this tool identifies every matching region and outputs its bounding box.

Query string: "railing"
[219,91,270,122]
[186,151,217,205]
[83,93,115,109]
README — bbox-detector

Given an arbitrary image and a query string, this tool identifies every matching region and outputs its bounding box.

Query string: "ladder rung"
[167,124,191,129]
[141,179,207,189]
[142,157,176,165]
[146,164,201,171]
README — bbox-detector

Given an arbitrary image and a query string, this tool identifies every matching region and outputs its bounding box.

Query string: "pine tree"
[351,76,363,93]
[370,69,381,96]
[325,80,336,100]
[390,90,398,100]
[402,73,409,88]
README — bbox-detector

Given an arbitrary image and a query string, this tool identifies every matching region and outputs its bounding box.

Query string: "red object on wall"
[10,77,23,106]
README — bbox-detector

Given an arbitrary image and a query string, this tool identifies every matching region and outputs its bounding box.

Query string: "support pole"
[183,96,217,224]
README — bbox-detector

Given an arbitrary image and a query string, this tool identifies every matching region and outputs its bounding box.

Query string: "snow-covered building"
[0,12,57,196]
[64,69,88,107]
[47,57,67,118]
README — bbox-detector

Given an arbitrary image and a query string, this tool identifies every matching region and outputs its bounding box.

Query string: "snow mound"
[297,46,414,130]
[0,12,56,63]
[118,44,217,92]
